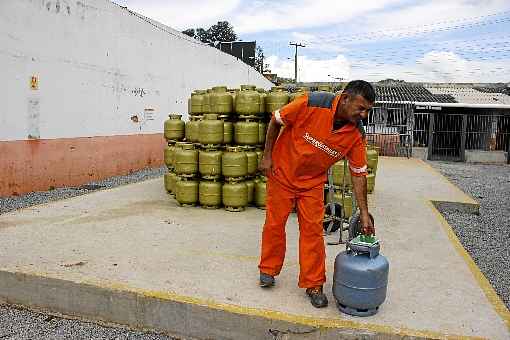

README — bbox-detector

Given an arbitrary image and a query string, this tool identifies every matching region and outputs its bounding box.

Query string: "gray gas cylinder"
[332,236,389,316]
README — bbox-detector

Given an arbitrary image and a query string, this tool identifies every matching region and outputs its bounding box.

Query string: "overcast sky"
[114,0,510,83]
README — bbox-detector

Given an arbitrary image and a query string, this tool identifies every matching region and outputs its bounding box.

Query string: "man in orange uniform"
[258,80,376,308]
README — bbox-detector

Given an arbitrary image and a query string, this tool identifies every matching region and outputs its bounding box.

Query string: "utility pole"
[289,42,305,83]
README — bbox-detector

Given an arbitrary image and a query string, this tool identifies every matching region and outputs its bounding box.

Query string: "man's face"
[337,94,373,123]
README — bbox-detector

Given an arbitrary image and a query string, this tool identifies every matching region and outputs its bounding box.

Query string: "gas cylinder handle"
[347,239,380,259]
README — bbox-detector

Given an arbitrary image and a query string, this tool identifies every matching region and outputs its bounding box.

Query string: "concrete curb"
[0,270,485,340]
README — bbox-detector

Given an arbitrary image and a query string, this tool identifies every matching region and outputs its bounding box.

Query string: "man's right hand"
[360,212,375,236]
[259,155,273,177]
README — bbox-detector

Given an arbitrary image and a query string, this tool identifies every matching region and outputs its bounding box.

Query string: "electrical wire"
[308,16,510,44]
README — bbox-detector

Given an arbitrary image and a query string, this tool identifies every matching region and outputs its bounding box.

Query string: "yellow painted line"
[0,268,486,340]
[419,160,478,206]
[427,200,510,332]
[105,281,487,340]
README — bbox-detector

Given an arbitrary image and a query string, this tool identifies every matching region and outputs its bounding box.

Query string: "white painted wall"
[0,0,272,141]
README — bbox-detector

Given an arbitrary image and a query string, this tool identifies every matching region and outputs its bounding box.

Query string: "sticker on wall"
[144,108,155,121]
[130,108,156,131]
[27,97,40,139]
[30,76,38,90]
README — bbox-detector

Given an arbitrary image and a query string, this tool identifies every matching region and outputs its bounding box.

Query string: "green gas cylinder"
[258,121,267,145]
[265,88,289,113]
[223,181,248,212]
[164,143,175,170]
[175,143,198,177]
[168,172,177,196]
[243,148,258,176]
[254,176,267,209]
[258,91,267,114]
[333,191,353,218]
[203,90,211,113]
[222,146,248,180]
[175,178,199,206]
[367,173,376,193]
[191,90,207,115]
[199,149,222,179]
[229,89,238,109]
[185,116,201,143]
[245,179,255,204]
[331,160,352,188]
[241,85,256,91]
[255,149,263,168]
[199,113,224,146]
[199,180,222,209]
[164,172,173,194]
[236,86,260,116]
[223,120,233,145]
[164,114,185,141]
[234,119,259,145]
[210,86,233,114]
[367,146,379,174]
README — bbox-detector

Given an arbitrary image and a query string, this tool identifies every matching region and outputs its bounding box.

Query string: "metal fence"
[366,103,510,162]
[427,111,510,162]
[466,114,510,151]
[429,113,464,161]
[413,113,429,147]
[366,102,414,157]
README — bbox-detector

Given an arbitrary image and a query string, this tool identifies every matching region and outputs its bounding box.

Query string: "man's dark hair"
[343,80,376,103]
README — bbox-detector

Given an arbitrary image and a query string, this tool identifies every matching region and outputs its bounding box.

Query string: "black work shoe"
[259,272,275,288]
[306,286,328,308]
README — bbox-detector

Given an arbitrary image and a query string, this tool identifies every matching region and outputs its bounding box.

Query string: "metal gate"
[466,114,510,151]
[428,113,465,161]
[366,102,414,157]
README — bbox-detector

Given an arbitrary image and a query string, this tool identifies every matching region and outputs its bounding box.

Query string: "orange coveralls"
[258,92,368,288]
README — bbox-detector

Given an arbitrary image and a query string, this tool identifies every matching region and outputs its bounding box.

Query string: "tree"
[182,21,264,73]
[195,28,210,44]
[182,28,195,38]
[254,46,264,73]
[207,21,236,44]
[182,21,236,46]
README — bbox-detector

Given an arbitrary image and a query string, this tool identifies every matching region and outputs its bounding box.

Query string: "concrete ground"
[430,161,510,310]
[0,157,508,339]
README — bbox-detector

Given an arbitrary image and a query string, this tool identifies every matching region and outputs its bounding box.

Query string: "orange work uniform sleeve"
[346,138,368,177]
[273,95,308,126]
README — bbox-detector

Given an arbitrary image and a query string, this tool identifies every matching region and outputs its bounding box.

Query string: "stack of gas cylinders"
[163,85,292,212]
[325,146,379,219]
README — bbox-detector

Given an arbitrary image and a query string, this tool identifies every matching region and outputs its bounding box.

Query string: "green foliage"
[182,21,265,73]
[207,21,237,44]
[255,46,264,73]
[182,28,195,38]
[182,21,236,45]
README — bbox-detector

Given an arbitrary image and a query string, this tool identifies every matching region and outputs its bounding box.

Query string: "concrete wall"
[0,0,272,141]
[465,150,508,163]
[412,147,508,164]
[0,0,273,196]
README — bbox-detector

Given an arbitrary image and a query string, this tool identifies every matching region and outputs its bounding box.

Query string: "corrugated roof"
[425,86,510,105]
[375,85,456,103]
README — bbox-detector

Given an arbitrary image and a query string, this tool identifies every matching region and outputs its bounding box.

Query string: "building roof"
[425,86,510,105]
[374,84,457,103]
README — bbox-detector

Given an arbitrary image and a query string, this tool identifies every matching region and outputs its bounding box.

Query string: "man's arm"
[347,136,375,236]
[258,116,282,177]
[351,175,374,235]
